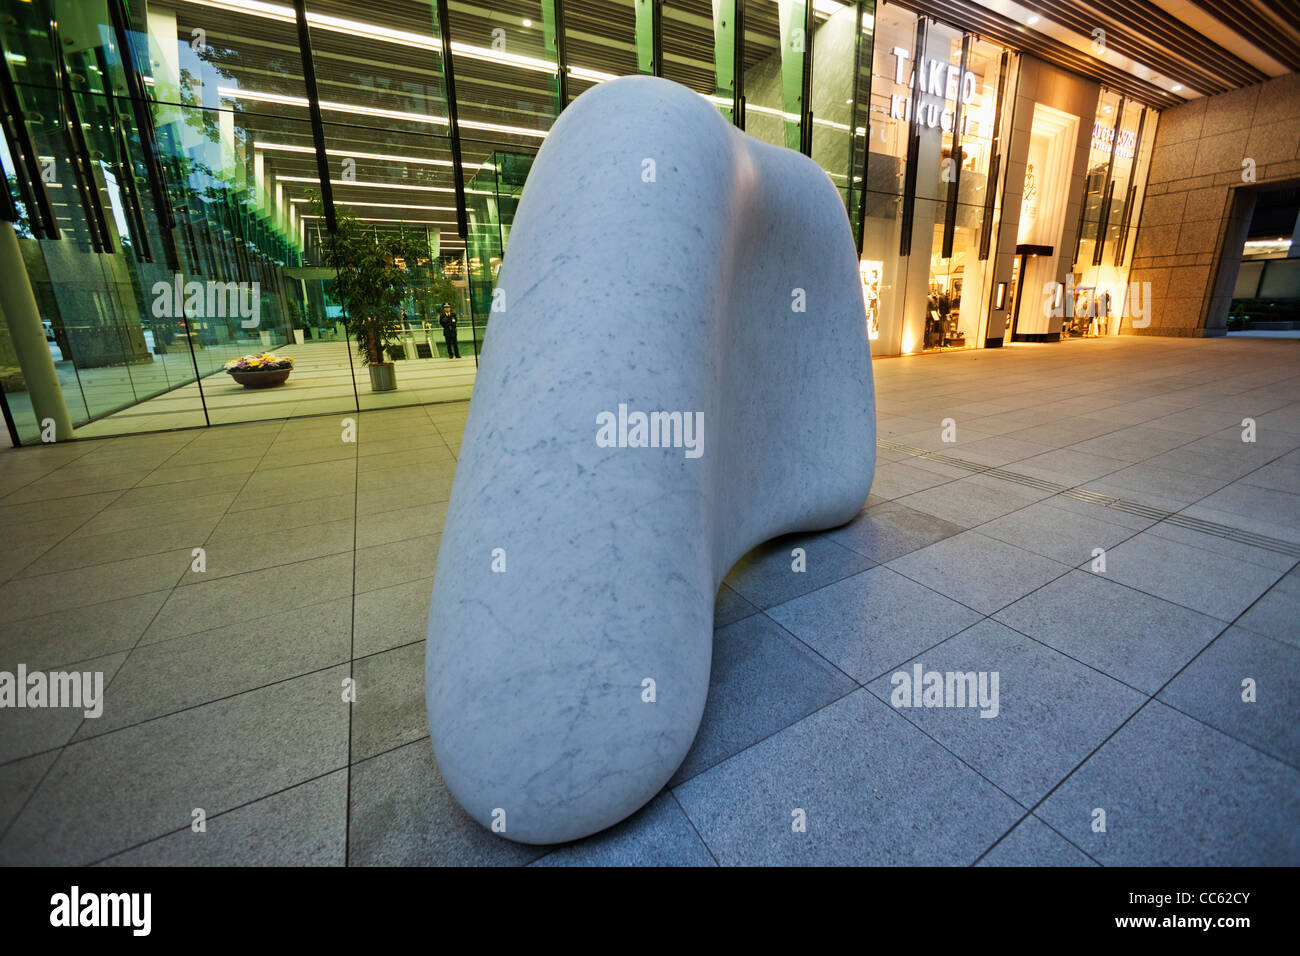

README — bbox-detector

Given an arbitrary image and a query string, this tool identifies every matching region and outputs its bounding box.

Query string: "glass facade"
[859,6,1014,356]
[1068,88,1157,337]
[0,0,1163,445]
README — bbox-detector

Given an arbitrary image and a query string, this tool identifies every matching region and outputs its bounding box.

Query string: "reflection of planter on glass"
[224,353,293,389]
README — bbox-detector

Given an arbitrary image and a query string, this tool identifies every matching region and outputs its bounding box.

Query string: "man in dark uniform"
[438,302,461,359]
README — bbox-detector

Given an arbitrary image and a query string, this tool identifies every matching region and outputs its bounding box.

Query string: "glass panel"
[864,2,914,197]
[563,0,638,104]
[859,190,906,354]
[0,0,212,438]
[911,19,961,205]
[465,145,533,368]
[448,1,559,147]
[1074,88,1122,271]
[955,39,1003,210]
[1100,97,1141,260]
[662,0,718,101]
[1069,91,1152,338]
[810,1,872,214]
[1120,108,1156,270]
[917,206,986,350]
[861,10,1008,354]
[300,1,466,412]
[742,0,804,150]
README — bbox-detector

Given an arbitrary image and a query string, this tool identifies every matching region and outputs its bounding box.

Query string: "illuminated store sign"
[889,48,977,133]
[1091,121,1136,159]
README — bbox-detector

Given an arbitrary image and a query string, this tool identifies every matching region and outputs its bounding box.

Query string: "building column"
[711,0,738,124]
[540,0,569,110]
[634,0,659,75]
[777,0,808,152]
[0,223,73,441]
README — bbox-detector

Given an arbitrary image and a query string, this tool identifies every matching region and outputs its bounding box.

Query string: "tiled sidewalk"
[0,335,1297,866]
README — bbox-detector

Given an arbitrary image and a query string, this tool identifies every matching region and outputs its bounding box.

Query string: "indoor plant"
[224,352,294,388]
[311,195,431,392]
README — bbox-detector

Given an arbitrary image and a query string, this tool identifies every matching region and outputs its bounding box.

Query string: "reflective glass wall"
[1069,87,1158,337]
[859,4,1013,355]
[1,0,1160,446]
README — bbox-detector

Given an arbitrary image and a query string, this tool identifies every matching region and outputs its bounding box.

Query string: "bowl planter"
[224,353,294,388]
[230,367,291,388]
[368,363,397,392]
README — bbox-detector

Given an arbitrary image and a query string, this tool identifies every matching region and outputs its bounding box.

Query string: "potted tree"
[311,195,428,392]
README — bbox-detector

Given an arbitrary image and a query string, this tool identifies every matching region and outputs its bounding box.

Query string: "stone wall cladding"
[1128,72,1300,336]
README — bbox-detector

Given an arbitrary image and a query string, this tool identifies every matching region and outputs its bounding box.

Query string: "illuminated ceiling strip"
[301,214,459,224]
[299,212,466,235]
[1148,0,1289,77]
[186,1,858,108]
[191,1,868,147]
[968,0,1196,98]
[289,198,457,212]
[218,86,547,139]
[741,101,861,133]
[179,0,296,25]
[568,65,619,83]
[183,1,572,77]
[254,141,489,171]
[275,174,493,195]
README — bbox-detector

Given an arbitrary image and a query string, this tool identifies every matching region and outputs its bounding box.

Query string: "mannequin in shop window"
[926,291,941,349]
[938,289,952,346]
[1072,288,1093,337]
[925,287,953,348]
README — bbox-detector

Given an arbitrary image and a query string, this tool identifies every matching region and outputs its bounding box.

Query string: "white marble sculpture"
[426,75,875,844]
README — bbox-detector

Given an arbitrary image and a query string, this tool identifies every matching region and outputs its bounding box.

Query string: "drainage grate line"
[1162,513,1300,558]
[983,467,1069,493]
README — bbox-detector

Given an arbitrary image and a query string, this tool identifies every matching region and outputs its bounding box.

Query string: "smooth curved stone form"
[427,75,875,844]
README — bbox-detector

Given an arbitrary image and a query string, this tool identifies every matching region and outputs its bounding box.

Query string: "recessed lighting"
[220,86,548,138]
[1171,83,1183,92]
[290,199,458,212]
[522,18,531,27]
[1027,15,1039,24]
[254,141,488,171]
[277,174,494,195]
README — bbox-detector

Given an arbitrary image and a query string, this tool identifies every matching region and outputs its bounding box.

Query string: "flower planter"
[230,368,291,388]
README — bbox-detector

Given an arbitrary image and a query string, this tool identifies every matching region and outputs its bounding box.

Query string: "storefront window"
[1070,89,1157,337]
[858,7,1009,354]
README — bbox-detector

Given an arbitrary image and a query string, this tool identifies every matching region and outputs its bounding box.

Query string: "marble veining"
[426,75,875,844]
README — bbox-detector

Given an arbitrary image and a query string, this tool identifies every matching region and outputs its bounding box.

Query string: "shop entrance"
[1008,245,1053,339]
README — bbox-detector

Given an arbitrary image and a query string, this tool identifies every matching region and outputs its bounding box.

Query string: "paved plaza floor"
[0,335,1296,865]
